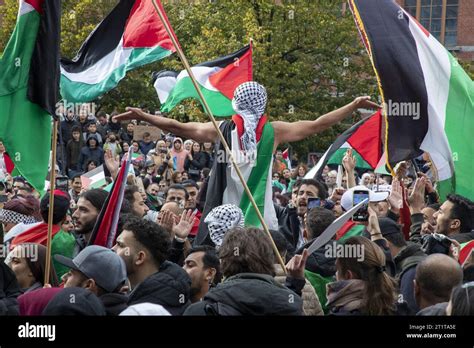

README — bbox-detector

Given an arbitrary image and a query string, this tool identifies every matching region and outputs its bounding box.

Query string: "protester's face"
[13,181,24,194]
[9,246,35,289]
[403,177,413,187]
[122,143,130,152]
[72,197,100,234]
[273,173,280,181]
[326,173,337,186]
[369,201,389,218]
[98,116,107,125]
[113,230,138,275]
[166,140,172,148]
[132,142,139,151]
[79,112,87,122]
[61,215,75,233]
[62,269,88,288]
[88,124,97,133]
[369,173,376,184]
[88,139,97,148]
[147,183,160,196]
[323,166,330,175]
[156,141,167,152]
[298,167,306,177]
[296,184,319,216]
[185,186,198,209]
[291,186,299,205]
[109,135,116,142]
[422,207,437,226]
[72,131,80,141]
[144,135,151,143]
[183,251,210,297]
[0,142,5,153]
[87,162,97,171]
[282,169,291,179]
[132,191,148,217]
[166,188,186,207]
[192,143,201,152]
[174,141,182,151]
[127,124,134,133]
[333,203,343,217]
[203,142,212,151]
[174,173,182,183]
[184,142,192,152]
[362,176,371,186]
[434,201,455,234]
[66,110,74,120]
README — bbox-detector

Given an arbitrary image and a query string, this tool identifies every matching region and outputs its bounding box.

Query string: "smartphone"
[307,197,321,210]
[55,176,69,192]
[352,190,370,221]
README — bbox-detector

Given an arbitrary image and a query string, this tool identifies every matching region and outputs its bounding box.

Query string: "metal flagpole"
[151,0,287,273]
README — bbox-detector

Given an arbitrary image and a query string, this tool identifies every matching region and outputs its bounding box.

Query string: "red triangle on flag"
[4,153,15,174]
[209,46,253,100]
[122,0,176,51]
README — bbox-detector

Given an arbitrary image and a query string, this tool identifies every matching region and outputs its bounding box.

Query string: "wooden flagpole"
[44,119,59,285]
[151,0,287,274]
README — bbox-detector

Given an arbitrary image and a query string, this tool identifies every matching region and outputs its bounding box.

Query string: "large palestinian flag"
[60,0,176,103]
[153,44,252,117]
[305,110,382,179]
[349,0,474,201]
[0,0,60,193]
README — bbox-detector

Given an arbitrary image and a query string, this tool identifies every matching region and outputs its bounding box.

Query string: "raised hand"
[388,179,403,212]
[104,148,120,180]
[285,248,309,280]
[408,177,426,214]
[113,107,152,123]
[342,149,356,173]
[158,210,174,235]
[172,209,197,240]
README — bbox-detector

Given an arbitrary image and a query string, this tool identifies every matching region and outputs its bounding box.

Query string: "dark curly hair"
[218,227,276,278]
[123,217,170,268]
[447,194,474,233]
[298,179,328,199]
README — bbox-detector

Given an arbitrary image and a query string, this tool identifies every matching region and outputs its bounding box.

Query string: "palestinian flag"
[81,165,106,189]
[305,110,382,179]
[0,0,60,193]
[60,0,176,103]
[88,151,131,248]
[154,44,252,117]
[349,0,474,201]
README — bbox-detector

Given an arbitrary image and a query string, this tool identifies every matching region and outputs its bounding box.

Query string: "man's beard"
[75,218,96,235]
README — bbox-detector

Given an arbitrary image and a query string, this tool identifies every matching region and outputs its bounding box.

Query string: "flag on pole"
[305,110,382,179]
[0,0,60,193]
[282,148,292,170]
[349,0,474,201]
[153,44,253,117]
[88,152,132,248]
[60,0,176,102]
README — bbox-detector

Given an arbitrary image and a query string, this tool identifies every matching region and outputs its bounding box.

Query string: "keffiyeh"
[231,82,267,152]
[204,204,245,247]
[0,209,37,225]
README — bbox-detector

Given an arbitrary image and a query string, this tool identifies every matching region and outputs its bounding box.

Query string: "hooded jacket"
[66,128,84,170]
[127,261,191,316]
[170,138,188,172]
[0,261,20,315]
[183,273,304,316]
[78,134,104,171]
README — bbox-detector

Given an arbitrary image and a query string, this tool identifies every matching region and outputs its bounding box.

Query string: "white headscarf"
[231,82,268,153]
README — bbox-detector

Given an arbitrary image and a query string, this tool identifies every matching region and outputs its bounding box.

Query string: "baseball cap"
[55,245,127,293]
[340,185,390,211]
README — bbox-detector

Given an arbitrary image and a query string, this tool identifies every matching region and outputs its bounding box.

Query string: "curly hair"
[123,217,170,268]
[218,227,276,278]
[447,194,474,233]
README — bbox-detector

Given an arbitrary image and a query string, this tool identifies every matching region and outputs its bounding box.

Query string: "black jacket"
[452,230,474,243]
[276,204,301,253]
[184,151,207,179]
[0,261,20,315]
[296,240,336,278]
[60,118,80,145]
[183,273,304,316]
[127,261,191,315]
[100,293,129,316]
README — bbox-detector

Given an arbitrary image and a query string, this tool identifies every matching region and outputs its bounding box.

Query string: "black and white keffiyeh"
[0,209,37,225]
[204,204,245,247]
[231,81,267,152]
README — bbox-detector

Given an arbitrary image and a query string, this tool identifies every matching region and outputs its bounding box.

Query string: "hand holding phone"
[352,190,370,221]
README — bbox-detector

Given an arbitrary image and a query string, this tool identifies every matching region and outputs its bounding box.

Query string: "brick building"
[397,0,473,61]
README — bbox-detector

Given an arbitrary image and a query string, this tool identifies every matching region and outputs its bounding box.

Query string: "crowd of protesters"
[0,106,473,316]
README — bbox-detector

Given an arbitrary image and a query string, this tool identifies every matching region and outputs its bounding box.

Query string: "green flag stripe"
[239,122,275,227]
[161,76,235,117]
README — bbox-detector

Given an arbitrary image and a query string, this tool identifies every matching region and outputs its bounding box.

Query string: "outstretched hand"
[173,209,198,240]
[286,248,309,280]
[113,107,151,123]
[351,96,381,110]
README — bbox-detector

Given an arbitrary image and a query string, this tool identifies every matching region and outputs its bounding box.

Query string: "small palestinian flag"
[81,165,107,189]
[154,44,252,117]
[60,0,176,102]
[305,110,382,179]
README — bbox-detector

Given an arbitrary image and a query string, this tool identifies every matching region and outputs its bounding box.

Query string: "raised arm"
[273,96,380,148]
[113,108,219,143]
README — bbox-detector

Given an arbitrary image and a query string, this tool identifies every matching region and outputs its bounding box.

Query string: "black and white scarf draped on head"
[231,81,268,152]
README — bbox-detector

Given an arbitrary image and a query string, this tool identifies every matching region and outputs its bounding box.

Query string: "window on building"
[403,0,459,47]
